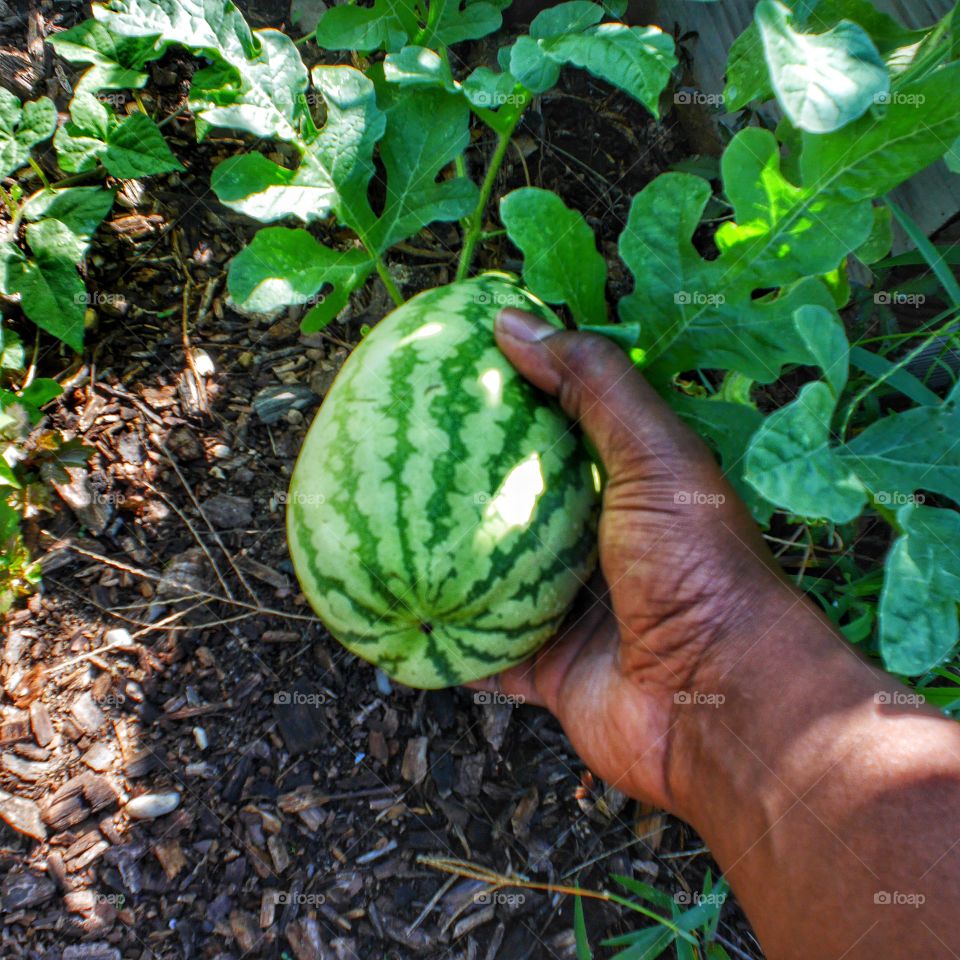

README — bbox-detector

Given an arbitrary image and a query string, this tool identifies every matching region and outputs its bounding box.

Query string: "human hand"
[476,308,960,959]
[470,307,789,811]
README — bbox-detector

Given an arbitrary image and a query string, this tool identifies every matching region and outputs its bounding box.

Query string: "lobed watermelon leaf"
[500,188,608,326]
[47,19,165,93]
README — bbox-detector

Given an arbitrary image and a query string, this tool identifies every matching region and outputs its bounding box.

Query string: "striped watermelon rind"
[287,274,600,688]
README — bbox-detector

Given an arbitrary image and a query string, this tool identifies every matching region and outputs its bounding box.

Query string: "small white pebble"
[104,628,135,649]
[193,726,208,750]
[125,791,181,820]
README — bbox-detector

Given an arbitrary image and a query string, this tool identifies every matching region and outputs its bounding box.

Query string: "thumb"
[495,308,712,483]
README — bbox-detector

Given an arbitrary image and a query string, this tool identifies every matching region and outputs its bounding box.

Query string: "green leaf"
[461,66,523,109]
[102,112,183,177]
[841,397,960,507]
[47,19,164,93]
[211,65,385,223]
[886,199,960,307]
[574,896,592,960]
[604,925,674,958]
[0,328,25,370]
[0,458,21,489]
[426,0,503,48]
[799,0,925,55]
[801,62,960,200]
[72,90,113,140]
[537,24,676,117]
[855,205,893,264]
[669,393,772,525]
[794,303,848,395]
[189,30,309,141]
[716,127,872,286]
[745,382,866,522]
[529,1,603,39]
[367,82,477,252]
[617,166,847,382]
[756,0,889,133]
[579,323,640,351]
[849,346,941,408]
[7,257,86,352]
[315,0,416,52]
[22,186,115,241]
[0,243,26,297]
[227,226,374,329]
[383,46,458,93]
[25,218,89,265]
[53,92,112,173]
[724,23,773,110]
[611,875,675,909]
[509,36,563,93]
[94,0,309,142]
[500,187,607,326]
[947,136,960,173]
[0,89,57,178]
[19,378,63,414]
[879,504,960,674]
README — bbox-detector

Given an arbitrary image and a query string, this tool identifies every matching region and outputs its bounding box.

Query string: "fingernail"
[496,308,555,343]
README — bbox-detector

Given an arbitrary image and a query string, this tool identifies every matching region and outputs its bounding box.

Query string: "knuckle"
[553,333,629,411]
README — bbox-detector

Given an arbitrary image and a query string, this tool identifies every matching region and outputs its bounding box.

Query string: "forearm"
[668,585,960,959]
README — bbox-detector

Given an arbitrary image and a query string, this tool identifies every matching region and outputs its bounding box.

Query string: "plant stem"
[46,169,104,189]
[157,101,190,128]
[436,47,468,182]
[455,94,530,282]
[374,255,404,306]
[28,158,50,191]
[0,185,16,218]
[21,330,40,391]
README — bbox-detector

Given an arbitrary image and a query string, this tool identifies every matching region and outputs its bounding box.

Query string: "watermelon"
[287,274,600,689]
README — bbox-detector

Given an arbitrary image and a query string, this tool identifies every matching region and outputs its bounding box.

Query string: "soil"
[0,2,764,959]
